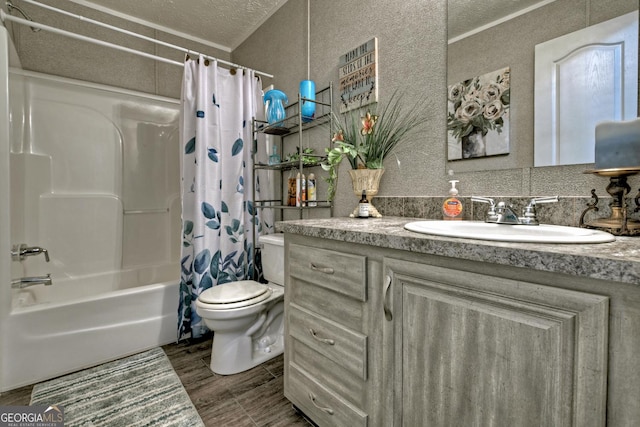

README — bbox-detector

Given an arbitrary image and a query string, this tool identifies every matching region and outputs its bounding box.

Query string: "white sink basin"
[404,220,615,244]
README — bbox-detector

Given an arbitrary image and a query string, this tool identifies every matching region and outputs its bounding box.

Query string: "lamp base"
[582,208,640,236]
[580,168,640,236]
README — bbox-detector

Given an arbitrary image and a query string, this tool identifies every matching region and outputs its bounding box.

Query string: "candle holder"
[580,167,640,236]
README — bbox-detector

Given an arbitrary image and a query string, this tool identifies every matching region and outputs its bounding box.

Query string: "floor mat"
[30,347,204,427]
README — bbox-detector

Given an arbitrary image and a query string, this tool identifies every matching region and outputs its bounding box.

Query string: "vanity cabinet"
[283,235,385,426]
[383,257,609,427]
[283,226,640,426]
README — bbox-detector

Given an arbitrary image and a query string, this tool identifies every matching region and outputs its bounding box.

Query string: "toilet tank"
[258,234,284,286]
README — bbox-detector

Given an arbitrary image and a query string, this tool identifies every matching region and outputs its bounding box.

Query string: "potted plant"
[321,92,425,215]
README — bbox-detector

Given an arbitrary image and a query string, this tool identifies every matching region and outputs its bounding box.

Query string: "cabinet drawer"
[287,364,368,427]
[289,304,367,380]
[289,243,367,301]
[290,340,366,408]
[289,278,365,333]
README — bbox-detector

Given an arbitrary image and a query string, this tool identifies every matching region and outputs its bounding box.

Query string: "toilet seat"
[198,280,272,310]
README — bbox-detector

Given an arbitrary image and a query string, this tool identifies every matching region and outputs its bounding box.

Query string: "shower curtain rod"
[1,1,274,78]
[1,12,181,66]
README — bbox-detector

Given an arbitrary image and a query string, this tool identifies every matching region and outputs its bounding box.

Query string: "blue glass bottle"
[268,144,281,165]
[299,80,315,122]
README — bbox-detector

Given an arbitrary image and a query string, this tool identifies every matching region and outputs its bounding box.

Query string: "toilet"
[195,233,285,375]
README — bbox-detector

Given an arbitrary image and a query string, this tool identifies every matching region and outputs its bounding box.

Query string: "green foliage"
[321,91,425,201]
[285,147,317,165]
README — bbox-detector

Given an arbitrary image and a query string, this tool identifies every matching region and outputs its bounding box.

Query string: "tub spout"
[11,274,53,289]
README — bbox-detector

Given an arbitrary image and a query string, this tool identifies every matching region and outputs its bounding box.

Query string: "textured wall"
[235,0,639,218]
[7,0,639,218]
[233,0,448,218]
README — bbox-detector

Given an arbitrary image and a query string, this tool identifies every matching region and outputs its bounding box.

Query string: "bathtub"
[1,64,182,391]
[2,264,179,390]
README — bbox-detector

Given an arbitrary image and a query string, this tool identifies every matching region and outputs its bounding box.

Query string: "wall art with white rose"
[447,67,511,160]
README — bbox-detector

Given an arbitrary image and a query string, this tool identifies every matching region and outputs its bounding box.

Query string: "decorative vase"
[263,89,288,125]
[348,168,384,218]
[461,128,486,159]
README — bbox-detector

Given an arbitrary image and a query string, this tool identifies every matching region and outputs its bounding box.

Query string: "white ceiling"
[61,0,552,50]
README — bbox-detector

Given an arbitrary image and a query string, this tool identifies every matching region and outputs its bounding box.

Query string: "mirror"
[447,0,639,172]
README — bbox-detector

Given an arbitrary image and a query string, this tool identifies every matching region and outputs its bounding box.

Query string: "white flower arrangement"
[447,67,510,159]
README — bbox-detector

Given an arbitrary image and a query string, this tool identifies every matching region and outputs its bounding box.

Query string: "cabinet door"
[383,257,608,427]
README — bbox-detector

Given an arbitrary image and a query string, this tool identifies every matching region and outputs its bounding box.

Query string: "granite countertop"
[277,217,640,286]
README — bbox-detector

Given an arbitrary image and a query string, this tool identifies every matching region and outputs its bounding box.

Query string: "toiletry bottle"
[296,173,306,207]
[288,172,296,206]
[301,173,306,205]
[443,180,463,220]
[296,173,301,207]
[358,190,370,218]
[268,144,281,165]
[307,173,317,207]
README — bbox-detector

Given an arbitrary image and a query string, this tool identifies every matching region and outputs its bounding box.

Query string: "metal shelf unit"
[251,84,334,271]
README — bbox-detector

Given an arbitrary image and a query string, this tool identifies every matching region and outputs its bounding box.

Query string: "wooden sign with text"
[339,38,378,113]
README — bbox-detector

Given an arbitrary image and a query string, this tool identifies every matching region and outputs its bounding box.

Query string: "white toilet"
[195,233,285,375]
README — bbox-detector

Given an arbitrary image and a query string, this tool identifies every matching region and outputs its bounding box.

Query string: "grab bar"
[124,208,169,214]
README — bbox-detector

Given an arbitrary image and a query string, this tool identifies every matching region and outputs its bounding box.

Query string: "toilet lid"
[198,280,271,309]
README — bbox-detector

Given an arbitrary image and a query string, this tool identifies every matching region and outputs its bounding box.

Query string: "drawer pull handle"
[383,274,393,321]
[308,392,334,415]
[309,328,335,345]
[309,263,334,274]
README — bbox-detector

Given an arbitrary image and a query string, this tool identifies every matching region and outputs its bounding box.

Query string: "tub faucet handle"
[11,244,50,262]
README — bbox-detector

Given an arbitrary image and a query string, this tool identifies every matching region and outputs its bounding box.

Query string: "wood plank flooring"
[0,336,311,427]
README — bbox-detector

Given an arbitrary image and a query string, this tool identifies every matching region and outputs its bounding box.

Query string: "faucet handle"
[521,196,559,225]
[527,196,560,206]
[471,196,498,222]
[471,196,495,206]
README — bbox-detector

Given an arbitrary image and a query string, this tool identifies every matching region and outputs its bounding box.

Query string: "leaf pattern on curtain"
[177,56,271,341]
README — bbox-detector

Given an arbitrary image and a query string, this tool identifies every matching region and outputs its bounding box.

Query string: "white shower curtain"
[178,56,271,340]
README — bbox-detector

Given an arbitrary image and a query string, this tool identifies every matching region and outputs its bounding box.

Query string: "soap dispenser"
[443,180,463,220]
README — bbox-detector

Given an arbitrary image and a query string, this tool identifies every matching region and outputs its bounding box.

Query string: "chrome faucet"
[11,244,50,262]
[495,202,521,224]
[11,274,53,289]
[472,196,559,225]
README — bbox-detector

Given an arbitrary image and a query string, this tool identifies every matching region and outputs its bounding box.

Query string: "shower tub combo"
[2,62,182,390]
